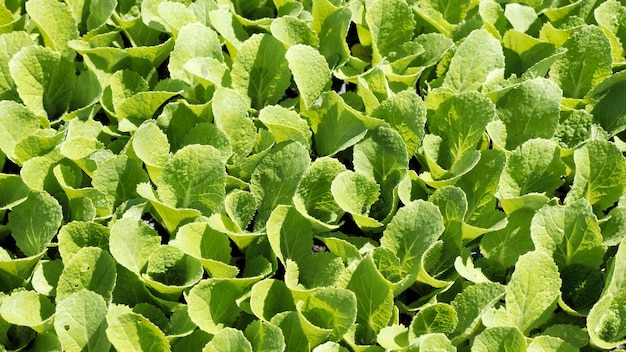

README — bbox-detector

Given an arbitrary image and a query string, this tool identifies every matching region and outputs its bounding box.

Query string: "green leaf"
[589,71,626,137]
[0,173,29,210]
[495,78,562,150]
[270,311,310,352]
[542,324,589,349]
[30,332,62,352]
[54,290,111,352]
[286,44,331,109]
[371,90,427,157]
[250,141,310,230]
[456,149,507,237]
[169,23,223,83]
[311,0,351,69]
[187,279,246,334]
[450,282,506,344]
[9,45,75,118]
[409,303,457,339]
[353,127,408,219]
[131,120,170,181]
[92,155,149,207]
[267,205,313,265]
[301,91,368,157]
[294,157,346,227]
[211,87,256,165]
[258,105,312,150]
[471,326,526,352]
[299,252,345,289]
[497,139,565,200]
[250,279,296,322]
[601,196,626,246]
[202,327,253,352]
[527,335,577,352]
[56,247,117,302]
[564,139,626,211]
[427,91,495,169]
[0,31,34,100]
[442,29,505,92]
[232,33,291,109]
[106,305,169,352]
[480,208,535,269]
[502,29,557,78]
[505,251,562,334]
[136,182,202,234]
[66,0,117,33]
[555,109,594,149]
[0,100,42,165]
[58,118,103,162]
[587,237,626,349]
[365,0,415,64]
[270,16,319,48]
[109,216,162,274]
[32,259,62,296]
[331,170,379,219]
[169,222,237,278]
[25,0,79,57]
[244,320,286,352]
[380,200,444,287]
[0,254,44,292]
[531,199,604,269]
[0,290,54,329]
[346,256,394,340]
[156,144,226,216]
[8,191,62,256]
[224,190,257,232]
[172,329,212,352]
[298,288,357,341]
[504,4,538,33]
[550,25,612,99]
[143,245,203,297]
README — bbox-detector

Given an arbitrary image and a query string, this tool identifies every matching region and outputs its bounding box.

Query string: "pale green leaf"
[443,29,505,92]
[8,191,62,256]
[25,0,79,57]
[56,247,117,302]
[450,282,506,344]
[267,205,313,265]
[259,105,312,149]
[301,91,368,157]
[244,320,286,352]
[311,0,351,69]
[156,144,226,216]
[109,216,161,274]
[371,90,426,156]
[231,33,291,109]
[202,327,253,352]
[565,139,626,211]
[471,326,526,352]
[9,45,75,118]
[346,256,394,340]
[250,141,310,229]
[531,199,605,269]
[54,290,110,352]
[495,78,562,150]
[365,0,415,64]
[106,305,169,352]
[187,279,246,334]
[550,25,612,99]
[506,251,561,334]
[286,44,331,109]
[169,23,223,82]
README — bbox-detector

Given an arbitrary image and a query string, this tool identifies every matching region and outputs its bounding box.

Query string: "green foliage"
[1,0,626,350]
